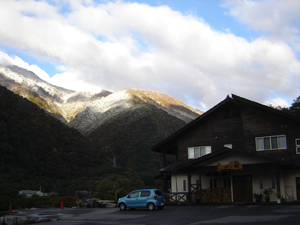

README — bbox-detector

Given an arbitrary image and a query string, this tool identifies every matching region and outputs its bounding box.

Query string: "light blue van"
[117,189,165,211]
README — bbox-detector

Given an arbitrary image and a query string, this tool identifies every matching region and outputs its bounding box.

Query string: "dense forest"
[0,86,109,208]
[2,82,298,211]
[88,103,186,192]
[0,86,187,210]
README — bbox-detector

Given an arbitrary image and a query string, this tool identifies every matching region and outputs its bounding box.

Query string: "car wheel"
[158,206,164,210]
[119,203,126,211]
[148,203,155,211]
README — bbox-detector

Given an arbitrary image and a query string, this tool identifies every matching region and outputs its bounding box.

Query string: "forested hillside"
[89,103,186,182]
[0,86,108,197]
[0,83,194,210]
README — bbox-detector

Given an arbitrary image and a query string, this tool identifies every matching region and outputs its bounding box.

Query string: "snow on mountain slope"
[0,65,202,135]
[69,89,202,134]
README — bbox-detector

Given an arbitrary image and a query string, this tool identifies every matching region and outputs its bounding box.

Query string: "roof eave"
[152,95,234,153]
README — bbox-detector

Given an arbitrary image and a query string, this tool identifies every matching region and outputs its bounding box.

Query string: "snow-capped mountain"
[0,65,202,134]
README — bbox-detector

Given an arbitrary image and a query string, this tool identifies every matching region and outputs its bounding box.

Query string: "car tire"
[158,206,164,210]
[119,203,126,211]
[148,203,155,211]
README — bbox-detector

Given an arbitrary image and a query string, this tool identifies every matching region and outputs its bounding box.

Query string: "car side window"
[140,191,151,197]
[128,192,140,198]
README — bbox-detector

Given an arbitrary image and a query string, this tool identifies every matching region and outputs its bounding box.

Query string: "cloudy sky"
[0,0,300,111]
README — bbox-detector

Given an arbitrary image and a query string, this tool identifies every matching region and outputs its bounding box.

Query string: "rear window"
[155,190,163,196]
[140,191,151,197]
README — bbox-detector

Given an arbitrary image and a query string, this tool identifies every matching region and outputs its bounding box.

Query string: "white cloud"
[222,0,300,50]
[265,98,290,108]
[0,51,51,82]
[0,0,299,111]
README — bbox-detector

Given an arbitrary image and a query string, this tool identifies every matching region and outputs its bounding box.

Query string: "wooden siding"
[177,104,244,161]
[176,101,300,163]
[241,103,300,163]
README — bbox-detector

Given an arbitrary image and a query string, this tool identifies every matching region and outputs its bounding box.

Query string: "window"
[128,192,139,198]
[210,179,217,189]
[259,177,263,189]
[188,146,212,159]
[224,144,232,149]
[256,135,286,151]
[296,139,300,154]
[224,178,231,188]
[183,180,186,191]
[140,191,150,197]
[272,176,276,189]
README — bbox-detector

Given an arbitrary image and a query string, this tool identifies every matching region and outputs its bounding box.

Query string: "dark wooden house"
[152,94,300,203]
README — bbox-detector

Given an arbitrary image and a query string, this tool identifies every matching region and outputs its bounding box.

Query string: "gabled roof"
[151,95,234,153]
[231,94,300,122]
[159,147,292,173]
[152,94,300,154]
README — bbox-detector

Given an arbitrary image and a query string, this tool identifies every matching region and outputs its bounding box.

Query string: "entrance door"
[296,177,300,201]
[233,175,253,202]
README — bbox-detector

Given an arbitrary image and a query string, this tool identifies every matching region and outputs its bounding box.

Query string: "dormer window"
[188,146,211,159]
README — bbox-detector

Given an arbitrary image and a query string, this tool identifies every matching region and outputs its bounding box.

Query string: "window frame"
[188,146,212,159]
[296,139,300,154]
[255,135,287,151]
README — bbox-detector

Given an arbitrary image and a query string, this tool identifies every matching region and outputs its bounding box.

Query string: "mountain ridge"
[0,64,203,200]
[0,65,203,135]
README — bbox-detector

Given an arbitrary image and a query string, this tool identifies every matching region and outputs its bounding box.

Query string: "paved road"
[14,204,300,225]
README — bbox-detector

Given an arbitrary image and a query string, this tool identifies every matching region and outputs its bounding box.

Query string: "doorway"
[233,175,253,202]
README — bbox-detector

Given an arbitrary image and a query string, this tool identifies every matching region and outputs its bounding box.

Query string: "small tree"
[115,177,131,193]
[290,96,300,117]
[94,179,119,200]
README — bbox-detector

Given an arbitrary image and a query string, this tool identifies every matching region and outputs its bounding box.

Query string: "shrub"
[0,196,13,211]
[53,196,76,208]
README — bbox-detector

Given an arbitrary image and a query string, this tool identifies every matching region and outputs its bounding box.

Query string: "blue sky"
[0,0,299,111]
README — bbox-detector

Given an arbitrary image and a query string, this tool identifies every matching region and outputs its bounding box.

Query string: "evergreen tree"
[290,96,300,117]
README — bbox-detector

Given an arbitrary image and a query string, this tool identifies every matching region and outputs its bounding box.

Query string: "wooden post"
[163,147,166,167]
[276,166,281,194]
[188,171,191,203]
[199,172,202,203]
